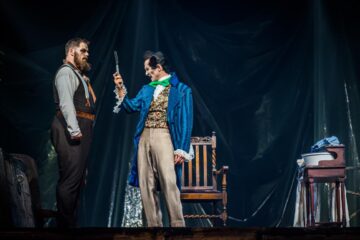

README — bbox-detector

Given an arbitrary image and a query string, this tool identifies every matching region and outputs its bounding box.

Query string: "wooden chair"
[180,131,229,226]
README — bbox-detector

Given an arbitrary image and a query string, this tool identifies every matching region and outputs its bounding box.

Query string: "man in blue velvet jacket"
[113,51,193,227]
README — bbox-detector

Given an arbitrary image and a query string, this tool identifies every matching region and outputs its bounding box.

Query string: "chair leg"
[211,201,217,226]
[309,181,315,226]
[222,192,228,226]
[335,181,341,223]
[340,180,346,227]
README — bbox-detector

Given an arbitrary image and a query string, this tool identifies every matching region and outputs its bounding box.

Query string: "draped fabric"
[1,0,360,227]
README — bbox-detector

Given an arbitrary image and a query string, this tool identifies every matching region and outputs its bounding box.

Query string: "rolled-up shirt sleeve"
[55,67,81,137]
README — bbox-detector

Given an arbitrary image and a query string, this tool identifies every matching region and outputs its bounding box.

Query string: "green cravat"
[149,76,171,87]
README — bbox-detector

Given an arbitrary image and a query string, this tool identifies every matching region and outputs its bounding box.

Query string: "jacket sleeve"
[122,86,146,113]
[177,87,193,152]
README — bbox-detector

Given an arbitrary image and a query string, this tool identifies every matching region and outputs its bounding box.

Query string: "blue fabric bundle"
[310,136,340,152]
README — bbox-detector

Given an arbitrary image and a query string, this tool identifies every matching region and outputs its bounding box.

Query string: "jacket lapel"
[168,73,182,114]
[168,86,181,114]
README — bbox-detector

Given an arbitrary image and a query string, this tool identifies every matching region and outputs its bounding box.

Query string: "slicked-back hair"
[143,50,170,73]
[65,37,90,56]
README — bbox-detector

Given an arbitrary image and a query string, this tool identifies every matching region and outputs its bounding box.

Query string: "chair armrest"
[219,166,229,194]
[215,165,229,175]
[214,166,229,190]
[211,166,229,191]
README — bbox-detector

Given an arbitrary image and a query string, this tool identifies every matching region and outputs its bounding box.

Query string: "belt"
[56,110,95,121]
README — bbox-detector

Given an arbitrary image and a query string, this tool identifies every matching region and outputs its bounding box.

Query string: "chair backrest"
[181,132,217,192]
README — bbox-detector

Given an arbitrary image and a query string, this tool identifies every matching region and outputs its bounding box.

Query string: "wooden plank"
[180,192,223,200]
[203,145,207,186]
[181,162,184,187]
[181,186,214,191]
[196,145,200,186]
[188,157,192,187]
[190,142,212,146]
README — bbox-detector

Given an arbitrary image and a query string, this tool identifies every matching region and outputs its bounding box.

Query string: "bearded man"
[50,38,96,227]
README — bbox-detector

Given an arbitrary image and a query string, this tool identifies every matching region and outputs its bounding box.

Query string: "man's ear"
[157,64,163,71]
[69,48,75,56]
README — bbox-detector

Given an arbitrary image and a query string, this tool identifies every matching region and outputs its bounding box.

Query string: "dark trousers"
[50,116,93,228]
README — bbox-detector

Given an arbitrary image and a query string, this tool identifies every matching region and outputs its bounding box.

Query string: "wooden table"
[302,146,346,227]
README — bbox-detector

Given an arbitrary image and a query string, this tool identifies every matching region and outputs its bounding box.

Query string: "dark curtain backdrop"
[1,0,360,227]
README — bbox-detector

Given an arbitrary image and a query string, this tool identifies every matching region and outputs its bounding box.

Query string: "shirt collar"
[157,74,171,82]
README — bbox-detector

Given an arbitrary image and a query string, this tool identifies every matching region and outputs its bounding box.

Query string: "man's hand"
[174,154,185,165]
[113,72,123,88]
[71,132,83,141]
[113,72,126,97]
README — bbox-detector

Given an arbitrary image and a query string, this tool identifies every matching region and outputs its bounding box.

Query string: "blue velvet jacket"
[122,73,193,190]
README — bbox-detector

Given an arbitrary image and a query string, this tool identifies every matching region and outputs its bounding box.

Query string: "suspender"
[56,64,90,101]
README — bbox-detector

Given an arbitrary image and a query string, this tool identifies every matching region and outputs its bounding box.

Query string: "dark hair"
[143,50,170,73]
[65,37,90,56]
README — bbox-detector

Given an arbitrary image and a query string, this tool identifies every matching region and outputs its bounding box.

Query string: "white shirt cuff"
[174,146,194,162]
[113,86,127,113]
[69,128,81,137]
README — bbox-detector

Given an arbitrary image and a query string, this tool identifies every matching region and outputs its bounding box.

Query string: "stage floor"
[1,227,360,240]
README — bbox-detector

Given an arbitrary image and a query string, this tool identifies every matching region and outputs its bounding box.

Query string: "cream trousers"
[138,128,185,227]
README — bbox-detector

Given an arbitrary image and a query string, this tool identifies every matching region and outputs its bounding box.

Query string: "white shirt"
[55,66,90,137]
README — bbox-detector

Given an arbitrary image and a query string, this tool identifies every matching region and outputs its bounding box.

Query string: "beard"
[74,52,91,72]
